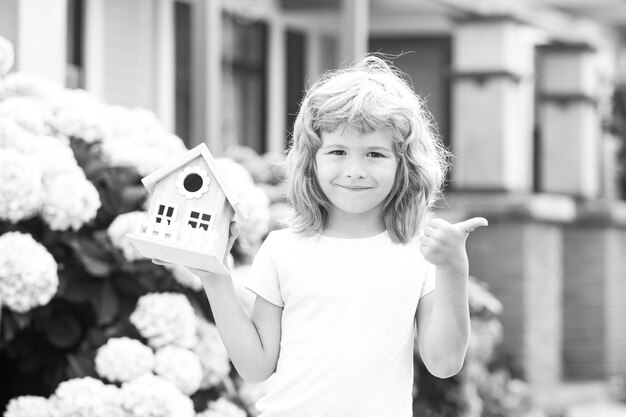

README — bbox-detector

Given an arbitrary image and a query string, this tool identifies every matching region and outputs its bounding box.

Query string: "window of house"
[174,1,193,148]
[286,30,306,148]
[222,13,267,154]
[187,210,213,231]
[155,203,177,226]
[66,0,85,88]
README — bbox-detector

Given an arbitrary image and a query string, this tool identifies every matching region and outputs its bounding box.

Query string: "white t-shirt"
[245,228,436,417]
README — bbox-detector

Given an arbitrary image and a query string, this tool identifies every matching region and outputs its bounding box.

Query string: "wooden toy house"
[127,143,247,274]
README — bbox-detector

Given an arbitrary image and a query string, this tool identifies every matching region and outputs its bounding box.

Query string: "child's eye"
[367,152,385,158]
[329,150,346,156]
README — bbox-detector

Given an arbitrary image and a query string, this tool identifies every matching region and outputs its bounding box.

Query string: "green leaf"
[66,351,97,379]
[67,236,115,278]
[90,281,119,326]
[42,310,82,349]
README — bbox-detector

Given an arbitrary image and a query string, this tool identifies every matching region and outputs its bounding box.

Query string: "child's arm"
[415,217,487,378]
[200,274,282,383]
[154,222,282,383]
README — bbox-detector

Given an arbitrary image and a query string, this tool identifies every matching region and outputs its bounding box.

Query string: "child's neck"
[323,211,386,239]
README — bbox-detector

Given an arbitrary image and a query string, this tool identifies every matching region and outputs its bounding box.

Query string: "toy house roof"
[141,143,248,220]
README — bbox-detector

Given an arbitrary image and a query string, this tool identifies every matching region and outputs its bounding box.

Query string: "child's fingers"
[226,221,239,252]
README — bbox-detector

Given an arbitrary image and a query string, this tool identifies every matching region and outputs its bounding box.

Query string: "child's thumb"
[454,217,488,234]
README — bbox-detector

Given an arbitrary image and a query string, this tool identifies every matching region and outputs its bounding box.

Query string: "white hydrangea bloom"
[0,232,58,313]
[120,374,195,417]
[50,105,113,143]
[52,377,124,417]
[130,292,197,348]
[0,149,43,223]
[3,395,57,417]
[101,140,182,176]
[107,211,147,262]
[0,113,30,149]
[48,88,99,113]
[0,36,14,77]
[40,173,101,231]
[194,318,231,389]
[95,337,155,383]
[165,264,203,291]
[197,398,247,417]
[0,96,52,135]
[215,158,271,253]
[0,72,63,100]
[154,345,203,395]
[101,105,164,140]
[30,138,83,183]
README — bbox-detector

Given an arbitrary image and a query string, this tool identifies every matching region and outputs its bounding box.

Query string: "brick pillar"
[438,193,574,395]
[537,43,601,198]
[563,202,626,380]
[451,17,535,192]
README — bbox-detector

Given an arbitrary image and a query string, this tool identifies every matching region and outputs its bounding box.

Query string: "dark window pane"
[158,205,165,215]
[188,221,197,228]
[202,214,211,221]
[166,207,174,217]
[156,217,162,223]
[199,223,208,231]
[175,1,193,147]
[190,211,199,219]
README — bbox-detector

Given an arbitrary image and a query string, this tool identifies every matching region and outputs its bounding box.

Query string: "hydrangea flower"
[0,149,43,223]
[130,292,197,348]
[101,140,181,176]
[107,211,148,262]
[215,158,270,255]
[154,345,203,395]
[0,232,58,313]
[3,395,57,417]
[52,377,124,417]
[0,96,52,135]
[165,264,203,291]
[0,72,63,101]
[0,113,30,149]
[95,337,155,383]
[50,105,113,142]
[194,317,231,389]
[120,374,195,417]
[0,36,14,77]
[40,173,101,231]
[197,398,247,417]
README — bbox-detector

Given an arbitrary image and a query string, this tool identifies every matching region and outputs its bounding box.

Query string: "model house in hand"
[127,143,247,274]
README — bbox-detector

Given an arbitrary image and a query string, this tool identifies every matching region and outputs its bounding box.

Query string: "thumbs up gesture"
[419,217,488,269]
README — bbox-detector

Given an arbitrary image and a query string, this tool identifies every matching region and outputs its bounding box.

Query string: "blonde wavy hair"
[285,55,450,244]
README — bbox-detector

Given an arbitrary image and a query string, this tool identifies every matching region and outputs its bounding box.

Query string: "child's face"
[315,126,398,221]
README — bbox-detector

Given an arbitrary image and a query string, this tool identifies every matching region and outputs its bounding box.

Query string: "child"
[162,56,487,416]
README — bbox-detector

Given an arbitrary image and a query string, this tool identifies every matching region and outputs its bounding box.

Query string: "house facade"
[2,0,626,404]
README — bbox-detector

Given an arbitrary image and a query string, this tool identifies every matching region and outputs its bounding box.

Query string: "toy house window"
[156,204,176,225]
[187,211,212,231]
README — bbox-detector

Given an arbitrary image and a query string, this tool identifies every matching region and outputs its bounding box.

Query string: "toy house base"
[127,233,230,275]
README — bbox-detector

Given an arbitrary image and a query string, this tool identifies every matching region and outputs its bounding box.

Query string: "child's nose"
[344,159,367,179]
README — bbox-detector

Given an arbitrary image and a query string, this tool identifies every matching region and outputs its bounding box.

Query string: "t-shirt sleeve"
[244,233,284,308]
[419,260,436,299]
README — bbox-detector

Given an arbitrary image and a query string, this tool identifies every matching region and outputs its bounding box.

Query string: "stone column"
[562,203,626,380]
[438,192,575,397]
[450,17,535,192]
[0,0,68,85]
[536,43,601,198]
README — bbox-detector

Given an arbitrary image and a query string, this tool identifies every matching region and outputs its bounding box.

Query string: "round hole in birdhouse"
[183,173,203,192]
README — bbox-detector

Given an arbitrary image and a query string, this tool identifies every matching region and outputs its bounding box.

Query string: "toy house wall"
[149,156,229,252]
